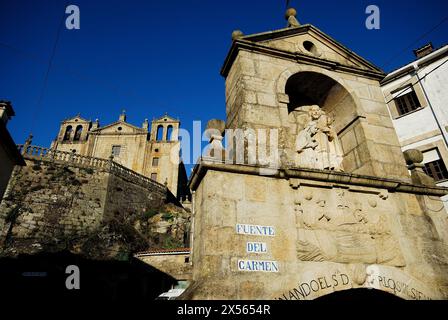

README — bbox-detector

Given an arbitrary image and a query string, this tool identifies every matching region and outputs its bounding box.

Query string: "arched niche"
[63,125,73,141]
[285,71,359,134]
[166,125,173,141]
[74,125,83,141]
[283,71,361,172]
[156,125,164,141]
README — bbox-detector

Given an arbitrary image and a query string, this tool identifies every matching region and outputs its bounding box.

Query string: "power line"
[0,41,137,100]
[384,58,448,105]
[383,15,448,69]
[31,2,68,133]
[0,40,175,116]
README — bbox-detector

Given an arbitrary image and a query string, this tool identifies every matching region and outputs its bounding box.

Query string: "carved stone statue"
[295,105,344,171]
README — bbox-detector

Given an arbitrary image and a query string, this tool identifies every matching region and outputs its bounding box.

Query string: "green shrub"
[162,236,183,249]
[115,250,130,261]
[161,212,174,221]
[142,209,158,220]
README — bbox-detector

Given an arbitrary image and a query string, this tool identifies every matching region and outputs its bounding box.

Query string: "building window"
[74,125,83,141]
[166,125,173,141]
[111,145,121,157]
[395,89,421,116]
[156,125,164,141]
[151,173,158,181]
[63,126,72,141]
[152,157,159,167]
[422,149,448,181]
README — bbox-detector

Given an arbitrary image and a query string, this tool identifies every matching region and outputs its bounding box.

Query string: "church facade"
[183,10,448,299]
[50,112,188,199]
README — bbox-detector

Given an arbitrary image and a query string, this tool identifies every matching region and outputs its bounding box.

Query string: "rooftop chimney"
[413,43,434,59]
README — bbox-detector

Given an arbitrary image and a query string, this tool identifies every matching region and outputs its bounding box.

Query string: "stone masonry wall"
[0,158,187,259]
[104,173,166,221]
[136,253,192,280]
[0,160,109,253]
[187,167,448,299]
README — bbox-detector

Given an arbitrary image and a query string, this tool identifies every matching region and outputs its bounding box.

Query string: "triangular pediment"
[153,114,179,123]
[91,121,146,134]
[222,24,384,78]
[62,115,91,123]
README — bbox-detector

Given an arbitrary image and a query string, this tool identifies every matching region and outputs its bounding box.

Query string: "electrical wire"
[383,15,448,69]
[30,2,69,134]
[384,58,448,104]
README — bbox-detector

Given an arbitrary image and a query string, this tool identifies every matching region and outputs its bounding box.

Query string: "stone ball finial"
[285,7,297,20]
[232,30,244,40]
[205,119,226,140]
[403,149,424,165]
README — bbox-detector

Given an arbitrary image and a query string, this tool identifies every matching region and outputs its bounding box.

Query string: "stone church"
[182,9,448,299]
[50,111,189,199]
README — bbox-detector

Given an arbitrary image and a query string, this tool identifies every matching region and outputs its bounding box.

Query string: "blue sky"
[1,0,447,172]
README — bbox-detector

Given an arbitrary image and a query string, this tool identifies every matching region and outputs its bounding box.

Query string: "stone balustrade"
[17,144,166,191]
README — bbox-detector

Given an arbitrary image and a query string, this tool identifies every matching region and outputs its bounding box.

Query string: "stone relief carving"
[295,187,405,266]
[295,105,344,171]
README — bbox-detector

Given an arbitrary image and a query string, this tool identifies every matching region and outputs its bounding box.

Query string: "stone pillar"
[403,149,435,186]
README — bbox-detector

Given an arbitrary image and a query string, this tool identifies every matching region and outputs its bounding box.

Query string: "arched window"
[74,125,83,141]
[166,125,173,141]
[156,125,163,141]
[63,126,73,141]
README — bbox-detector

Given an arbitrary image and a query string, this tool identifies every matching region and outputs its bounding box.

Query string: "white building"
[381,43,448,190]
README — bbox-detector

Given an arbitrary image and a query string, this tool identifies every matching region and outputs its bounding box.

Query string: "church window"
[166,125,173,141]
[422,149,448,181]
[111,145,121,157]
[117,126,122,131]
[156,125,163,141]
[74,125,83,141]
[151,173,158,181]
[152,157,159,167]
[303,41,318,56]
[63,126,72,141]
[395,89,421,116]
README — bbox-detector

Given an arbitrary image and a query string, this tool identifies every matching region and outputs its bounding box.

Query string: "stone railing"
[108,160,166,191]
[17,144,166,191]
[17,144,109,168]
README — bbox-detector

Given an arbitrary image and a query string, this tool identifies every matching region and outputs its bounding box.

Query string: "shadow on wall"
[177,161,192,202]
[0,251,176,302]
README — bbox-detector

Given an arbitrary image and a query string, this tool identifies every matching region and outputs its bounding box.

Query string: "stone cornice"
[188,159,448,197]
[221,25,385,80]
[88,131,148,136]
